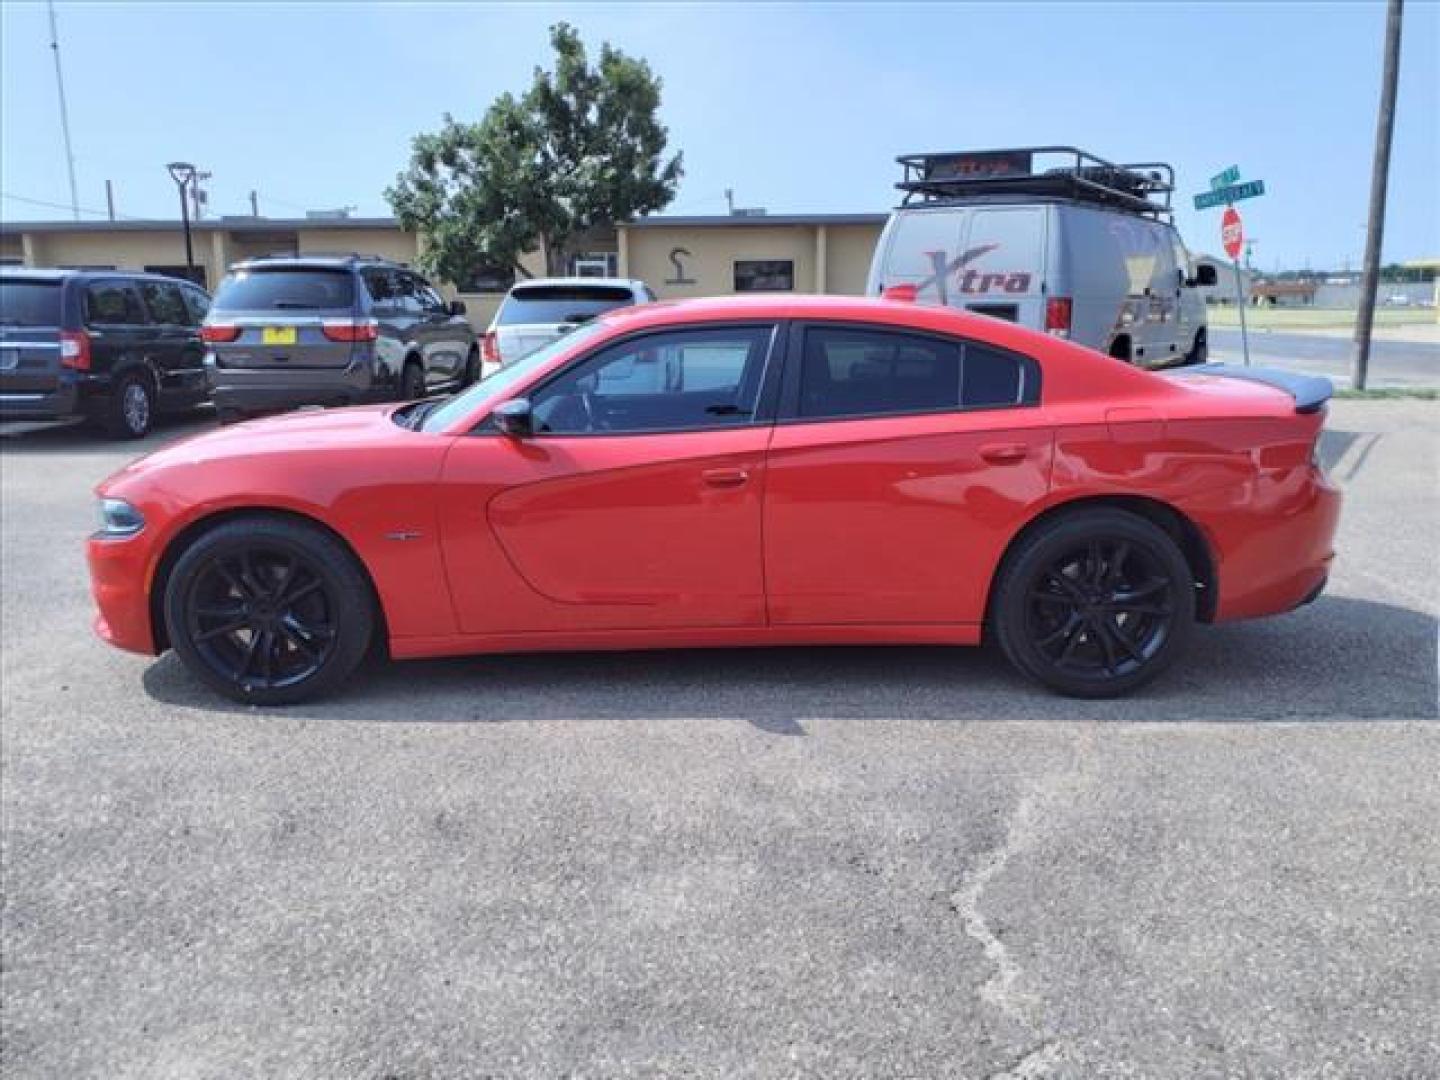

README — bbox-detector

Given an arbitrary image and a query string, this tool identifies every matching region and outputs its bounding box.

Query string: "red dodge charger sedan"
[87,296,1340,704]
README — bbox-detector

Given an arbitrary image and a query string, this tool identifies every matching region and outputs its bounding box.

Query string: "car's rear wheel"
[992,509,1195,698]
[400,359,425,400]
[99,371,155,439]
[163,518,375,705]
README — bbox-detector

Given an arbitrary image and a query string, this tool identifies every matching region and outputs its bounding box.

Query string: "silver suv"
[204,254,478,421]
[482,277,653,374]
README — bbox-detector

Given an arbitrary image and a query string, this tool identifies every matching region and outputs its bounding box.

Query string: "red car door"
[440,323,782,634]
[763,322,1053,626]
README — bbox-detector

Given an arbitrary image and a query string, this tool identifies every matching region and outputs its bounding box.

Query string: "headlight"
[97,498,145,537]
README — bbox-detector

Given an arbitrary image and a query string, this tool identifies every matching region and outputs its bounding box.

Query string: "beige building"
[1,212,886,327]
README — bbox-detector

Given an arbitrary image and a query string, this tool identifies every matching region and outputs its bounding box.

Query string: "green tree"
[387,23,682,284]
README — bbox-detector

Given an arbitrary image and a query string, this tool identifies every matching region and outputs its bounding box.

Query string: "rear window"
[211,268,356,312]
[497,285,634,326]
[0,281,63,327]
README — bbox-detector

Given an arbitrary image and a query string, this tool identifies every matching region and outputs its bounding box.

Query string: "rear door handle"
[979,442,1029,465]
[701,467,749,488]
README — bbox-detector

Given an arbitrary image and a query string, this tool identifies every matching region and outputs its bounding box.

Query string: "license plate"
[261,326,297,346]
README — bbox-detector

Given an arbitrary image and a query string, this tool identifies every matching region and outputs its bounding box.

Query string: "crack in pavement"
[951,732,1094,1075]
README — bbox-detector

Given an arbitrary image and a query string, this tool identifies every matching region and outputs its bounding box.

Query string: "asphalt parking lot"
[2,400,1437,1079]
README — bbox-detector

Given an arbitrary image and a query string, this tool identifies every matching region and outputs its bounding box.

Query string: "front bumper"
[87,530,161,655]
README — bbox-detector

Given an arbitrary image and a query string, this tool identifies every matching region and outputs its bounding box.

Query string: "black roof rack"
[896,146,1174,219]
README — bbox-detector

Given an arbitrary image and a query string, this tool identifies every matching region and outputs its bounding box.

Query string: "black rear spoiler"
[1169,363,1333,414]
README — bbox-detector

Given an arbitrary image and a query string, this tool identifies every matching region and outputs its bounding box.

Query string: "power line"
[1,190,147,221]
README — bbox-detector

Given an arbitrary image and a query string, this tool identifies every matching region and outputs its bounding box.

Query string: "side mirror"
[449,299,467,316]
[493,398,533,438]
[1193,265,1219,287]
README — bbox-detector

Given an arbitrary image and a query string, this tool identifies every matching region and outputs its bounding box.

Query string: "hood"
[103,404,408,485]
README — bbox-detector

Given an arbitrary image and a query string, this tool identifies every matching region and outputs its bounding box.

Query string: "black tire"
[462,346,481,386]
[100,370,155,439]
[992,509,1195,698]
[1108,337,1133,364]
[163,517,375,705]
[399,359,426,400]
[1185,330,1208,366]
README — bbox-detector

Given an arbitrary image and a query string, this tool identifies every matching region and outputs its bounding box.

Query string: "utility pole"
[249,190,259,216]
[1353,0,1404,391]
[46,0,80,220]
[725,188,734,215]
[105,179,115,221]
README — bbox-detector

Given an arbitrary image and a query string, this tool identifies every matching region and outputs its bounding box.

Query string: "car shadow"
[0,409,217,454]
[139,594,1438,728]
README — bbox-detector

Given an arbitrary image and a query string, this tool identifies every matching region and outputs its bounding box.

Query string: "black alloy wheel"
[165,518,374,705]
[994,509,1195,698]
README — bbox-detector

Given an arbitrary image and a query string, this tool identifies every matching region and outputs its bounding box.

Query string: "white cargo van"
[866,147,1217,367]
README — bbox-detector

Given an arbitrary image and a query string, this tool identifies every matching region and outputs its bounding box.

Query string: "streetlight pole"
[166,162,197,281]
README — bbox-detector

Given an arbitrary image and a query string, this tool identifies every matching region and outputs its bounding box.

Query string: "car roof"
[230,253,401,271]
[510,277,646,291]
[0,267,206,285]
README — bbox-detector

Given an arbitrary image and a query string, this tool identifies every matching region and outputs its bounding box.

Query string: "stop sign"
[1221,206,1244,260]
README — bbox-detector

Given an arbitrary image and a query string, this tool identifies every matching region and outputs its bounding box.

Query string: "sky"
[2,1,1437,271]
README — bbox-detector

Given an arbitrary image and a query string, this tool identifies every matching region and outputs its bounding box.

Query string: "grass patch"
[1334,388,1440,400]
[1206,307,1431,331]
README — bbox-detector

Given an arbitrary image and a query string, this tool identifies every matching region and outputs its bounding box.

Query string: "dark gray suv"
[203,254,478,421]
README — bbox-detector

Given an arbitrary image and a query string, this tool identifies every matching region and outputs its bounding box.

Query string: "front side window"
[84,281,147,326]
[140,281,188,325]
[797,326,1036,420]
[529,326,774,435]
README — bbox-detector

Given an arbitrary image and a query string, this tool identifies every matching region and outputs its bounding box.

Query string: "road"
[1210,328,1440,388]
[2,404,1437,1078]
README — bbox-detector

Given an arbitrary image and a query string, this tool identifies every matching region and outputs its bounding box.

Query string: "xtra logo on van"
[919,245,1033,303]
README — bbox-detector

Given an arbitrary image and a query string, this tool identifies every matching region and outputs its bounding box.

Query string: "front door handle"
[701,467,749,488]
[979,443,1028,465]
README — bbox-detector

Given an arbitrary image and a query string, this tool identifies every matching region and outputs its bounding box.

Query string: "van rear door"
[873,206,1047,329]
[0,277,66,396]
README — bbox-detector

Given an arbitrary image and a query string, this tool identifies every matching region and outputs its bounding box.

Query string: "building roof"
[621,213,887,229]
[0,216,402,235]
[1,212,888,237]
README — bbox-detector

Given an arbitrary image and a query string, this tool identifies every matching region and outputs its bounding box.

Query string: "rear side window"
[84,281,148,326]
[211,268,356,312]
[797,326,1037,420]
[497,285,634,326]
[139,281,188,325]
[181,287,210,325]
[0,281,63,326]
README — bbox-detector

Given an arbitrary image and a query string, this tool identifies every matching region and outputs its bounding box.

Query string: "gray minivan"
[867,147,1217,368]
[204,254,477,420]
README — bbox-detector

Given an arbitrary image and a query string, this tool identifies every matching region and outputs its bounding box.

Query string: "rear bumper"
[0,373,104,420]
[87,530,161,656]
[1204,468,1342,622]
[209,366,387,415]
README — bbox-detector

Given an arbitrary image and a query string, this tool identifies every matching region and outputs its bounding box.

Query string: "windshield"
[419,320,607,433]
[497,285,634,326]
[211,268,355,312]
[0,281,63,326]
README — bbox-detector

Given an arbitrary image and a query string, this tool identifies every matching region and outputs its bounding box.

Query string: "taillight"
[481,331,500,364]
[200,324,242,343]
[882,283,919,302]
[321,319,379,343]
[1045,297,1073,337]
[59,330,91,371]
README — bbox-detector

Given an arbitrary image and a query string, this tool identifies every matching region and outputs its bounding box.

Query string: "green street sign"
[1194,179,1266,210]
[1209,165,1240,190]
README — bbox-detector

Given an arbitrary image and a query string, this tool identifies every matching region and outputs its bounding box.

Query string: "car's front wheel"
[991,509,1195,698]
[163,517,375,705]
